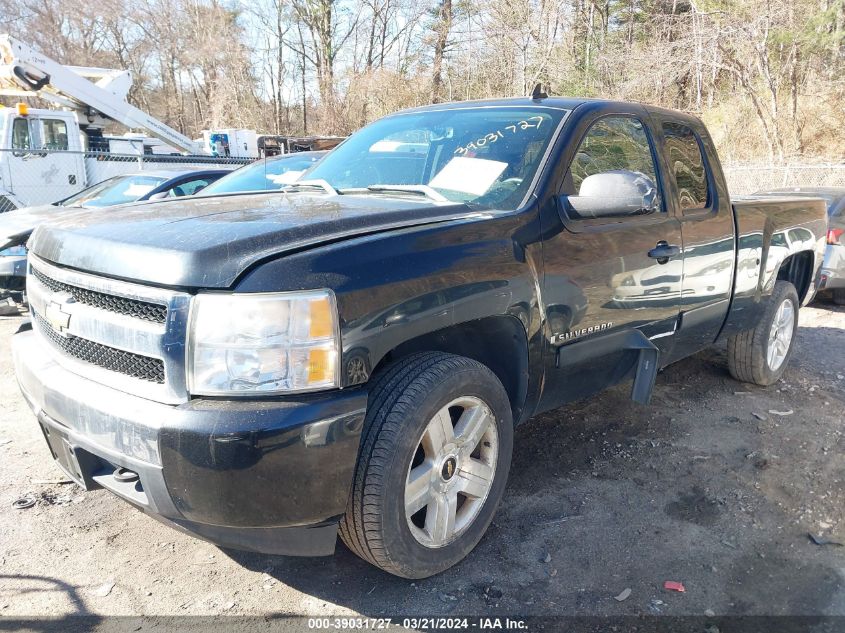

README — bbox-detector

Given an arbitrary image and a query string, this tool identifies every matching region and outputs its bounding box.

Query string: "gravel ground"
[0,301,844,620]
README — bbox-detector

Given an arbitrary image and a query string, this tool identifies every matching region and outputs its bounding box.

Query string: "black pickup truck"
[13,97,827,579]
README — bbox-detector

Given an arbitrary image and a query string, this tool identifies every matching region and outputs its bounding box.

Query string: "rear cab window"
[661,122,710,211]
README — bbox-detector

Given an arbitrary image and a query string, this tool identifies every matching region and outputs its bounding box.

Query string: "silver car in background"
[0,169,230,314]
[754,187,845,305]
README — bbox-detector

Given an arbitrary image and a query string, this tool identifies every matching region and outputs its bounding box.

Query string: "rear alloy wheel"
[766,297,795,372]
[727,280,799,386]
[340,352,512,578]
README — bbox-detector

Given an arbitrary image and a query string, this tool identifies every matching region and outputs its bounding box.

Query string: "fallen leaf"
[92,582,115,597]
[614,588,632,602]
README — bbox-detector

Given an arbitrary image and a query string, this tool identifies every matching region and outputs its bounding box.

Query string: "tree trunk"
[432,0,453,103]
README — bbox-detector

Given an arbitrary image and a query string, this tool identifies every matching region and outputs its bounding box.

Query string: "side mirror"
[562,170,658,220]
[147,192,170,201]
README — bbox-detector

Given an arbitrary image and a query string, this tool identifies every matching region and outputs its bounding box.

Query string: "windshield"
[61,175,167,208]
[200,153,326,195]
[305,106,567,209]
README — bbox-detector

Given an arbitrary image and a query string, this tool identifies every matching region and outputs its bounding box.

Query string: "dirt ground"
[1,300,844,621]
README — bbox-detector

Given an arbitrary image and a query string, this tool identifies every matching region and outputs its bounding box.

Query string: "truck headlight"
[187,290,339,395]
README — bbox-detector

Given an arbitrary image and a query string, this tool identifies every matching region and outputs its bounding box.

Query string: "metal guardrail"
[723,164,845,196]
[0,149,253,212]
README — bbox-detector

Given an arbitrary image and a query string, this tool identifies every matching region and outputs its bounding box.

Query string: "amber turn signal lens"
[309,296,334,339]
[307,348,334,384]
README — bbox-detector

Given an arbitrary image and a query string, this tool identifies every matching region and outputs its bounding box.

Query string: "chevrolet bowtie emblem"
[45,300,72,334]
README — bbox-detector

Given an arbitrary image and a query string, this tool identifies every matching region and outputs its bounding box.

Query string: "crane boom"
[0,34,201,154]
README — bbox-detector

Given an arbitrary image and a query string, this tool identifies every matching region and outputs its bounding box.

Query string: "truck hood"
[0,204,91,248]
[28,192,477,288]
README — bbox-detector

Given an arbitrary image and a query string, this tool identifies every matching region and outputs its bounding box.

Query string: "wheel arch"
[776,250,815,304]
[369,315,530,425]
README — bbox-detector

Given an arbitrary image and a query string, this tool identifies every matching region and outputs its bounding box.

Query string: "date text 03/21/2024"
[306,618,529,630]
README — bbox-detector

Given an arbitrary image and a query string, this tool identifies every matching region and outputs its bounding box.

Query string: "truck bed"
[721,195,827,336]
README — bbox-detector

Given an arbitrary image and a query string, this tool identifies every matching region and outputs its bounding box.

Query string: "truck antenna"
[531,83,548,100]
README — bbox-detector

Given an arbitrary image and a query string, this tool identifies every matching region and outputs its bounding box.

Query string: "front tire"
[340,352,513,578]
[727,280,799,386]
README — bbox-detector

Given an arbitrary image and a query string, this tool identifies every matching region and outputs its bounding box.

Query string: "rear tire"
[832,288,845,306]
[727,281,799,386]
[340,352,513,578]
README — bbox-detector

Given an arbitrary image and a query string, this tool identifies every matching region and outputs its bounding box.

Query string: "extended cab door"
[538,106,683,412]
[649,115,735,361]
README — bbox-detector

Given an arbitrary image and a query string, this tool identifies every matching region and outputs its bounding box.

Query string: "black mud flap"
[626,331,660,405]
[555,328,660,405]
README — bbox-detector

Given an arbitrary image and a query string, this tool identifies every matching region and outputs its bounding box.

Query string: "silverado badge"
[551,321,613,346]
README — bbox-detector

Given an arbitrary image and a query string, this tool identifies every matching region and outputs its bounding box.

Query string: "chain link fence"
[0,149,253,213]
[723,164,845,196]
[2,150,844,212]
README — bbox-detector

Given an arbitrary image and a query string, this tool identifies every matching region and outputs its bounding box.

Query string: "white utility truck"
[0,35,248,211]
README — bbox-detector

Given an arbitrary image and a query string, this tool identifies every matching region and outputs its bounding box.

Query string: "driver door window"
[563,116,662,220]
[11,118,31,151]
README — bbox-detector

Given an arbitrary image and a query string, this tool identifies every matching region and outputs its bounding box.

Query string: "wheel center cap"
[441,456,458,481]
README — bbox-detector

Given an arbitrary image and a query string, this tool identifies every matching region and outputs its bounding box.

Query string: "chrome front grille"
[31,266,168,324]
[32,310,165,383]
[27,254,192,404]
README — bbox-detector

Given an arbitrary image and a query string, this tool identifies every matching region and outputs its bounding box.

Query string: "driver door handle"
[648,241,681,264]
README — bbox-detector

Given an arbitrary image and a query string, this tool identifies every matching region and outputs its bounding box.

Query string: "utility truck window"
[305,106,568,210]
[11,118,30,150]
[42,120,69,150]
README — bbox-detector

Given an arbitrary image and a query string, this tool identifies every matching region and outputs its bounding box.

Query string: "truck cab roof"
[392,96,705,126]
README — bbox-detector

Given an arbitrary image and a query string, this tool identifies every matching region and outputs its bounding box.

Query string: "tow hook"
[113,467,139,483]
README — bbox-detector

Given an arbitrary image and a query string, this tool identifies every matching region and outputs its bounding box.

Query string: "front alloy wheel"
[340,352,513,578]
[405,397,498,548]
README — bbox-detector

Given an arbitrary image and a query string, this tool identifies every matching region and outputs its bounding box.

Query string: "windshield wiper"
[365,184,449,203]
[284,179,340,195]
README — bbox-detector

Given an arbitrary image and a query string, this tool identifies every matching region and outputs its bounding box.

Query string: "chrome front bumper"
[13,325,164,465]
[13,325,368,555]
